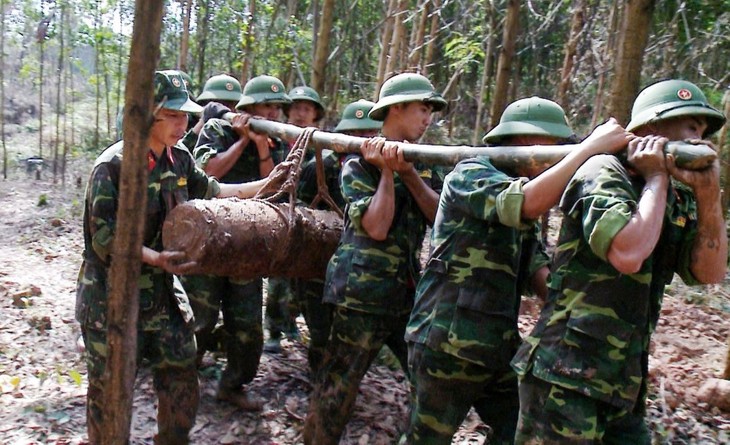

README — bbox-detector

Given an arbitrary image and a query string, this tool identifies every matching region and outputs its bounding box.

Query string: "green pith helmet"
[335,99,383,132]
[196,74,243,103]
[236,75,292,109]
[178,71,195,98]
[284,86,325,120]
[482,96,573,144]
[154,70,202,113]
[369,73,447,121]
[626,79,726,138]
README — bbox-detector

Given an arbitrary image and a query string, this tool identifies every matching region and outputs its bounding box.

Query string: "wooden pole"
[231,115,718,171]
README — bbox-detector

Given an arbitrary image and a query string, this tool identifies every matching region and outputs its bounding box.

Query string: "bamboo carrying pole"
[229,114,718,171]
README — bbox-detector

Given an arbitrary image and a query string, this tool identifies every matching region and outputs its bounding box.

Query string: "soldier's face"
[391,102,433,141]
[250,102,282,120]
[150,108,189,149]
[288,101,319,128]
[640,116,708,140]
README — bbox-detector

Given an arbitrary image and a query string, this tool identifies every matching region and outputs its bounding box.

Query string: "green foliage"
[37,194,48,207]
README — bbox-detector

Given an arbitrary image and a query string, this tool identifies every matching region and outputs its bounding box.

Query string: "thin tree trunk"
[312,0,319,64]
[116,0,125,130]
[1,0,5,179]
[53,3,65,184]
[38,9,46,160]
[375,0,397,100]
[196,0,210,87]
[590,1,621,129]
[179,0,192,72]
[472,0,496,145]
[241,0,255,81]
[556,0,586,110]
[408,0,430,71]
[488,0,520,130]
[94,0,101,151]
[607,0,656,126]
[421,0,441,75]
[719,90,730,215]
[384,0,408,81]
[311,0,335,92]
[102,0,165,443]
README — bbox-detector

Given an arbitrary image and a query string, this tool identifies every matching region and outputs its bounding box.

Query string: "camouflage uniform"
[404,157,548,445]
[303,155,443,445]
[182,118,286,392]
[511,154,700,444]
[76,140,219,444]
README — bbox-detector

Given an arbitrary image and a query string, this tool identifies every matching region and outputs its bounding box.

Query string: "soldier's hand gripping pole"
[222,113,717,172]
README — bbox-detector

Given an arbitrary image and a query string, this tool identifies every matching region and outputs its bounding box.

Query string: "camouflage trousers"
[303,306,410,445]
[405,342,518,445]
[265,277,299,339]
[82,307,199,445]
[181,274,263,391]
[515,373,650,445]
[294,278,333,378]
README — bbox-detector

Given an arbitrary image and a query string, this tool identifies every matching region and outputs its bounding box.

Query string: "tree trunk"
[241,0,256,81]
[179,0,192,72]
[488,0,520,130]
[196,0,210,88]
[384,0,408,81]
[102,0,165,443]
[94,0,101,152]
[607,0,656,126]
[375,0,397,100]
[472,0,496,146]
[311,0,335,92]
[38,12,45,159]
[1,0,5,180]
[408,0,430,71]
[556,0,586,110]
[116,0,125,132]
[421,0,441,75]
[163,200,343,279]
[53,3,65,184]
[590,1,622,129]
[719,90,730,215]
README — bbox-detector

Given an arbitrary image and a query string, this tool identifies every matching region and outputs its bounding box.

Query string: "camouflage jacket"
[76,141,220,331]
[512,154,699,410]
[323,155,444,316]
[193,118,287,183]
[296,149,346,210]
[405,156,548,368]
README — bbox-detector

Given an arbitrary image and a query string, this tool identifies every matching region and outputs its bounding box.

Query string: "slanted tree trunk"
[102,0,165,442]
[421,0,441,75]
[241,0,255,81]
[556,0,586,110]
[488,0,520,130]
[408,0,430,71]
[163,200,343,279]
[375,0,397,100]
[311,0,335,93]
[384,0,407,81]
[607,0,656,126]
[179,0,192,72]
[472,0,496,145]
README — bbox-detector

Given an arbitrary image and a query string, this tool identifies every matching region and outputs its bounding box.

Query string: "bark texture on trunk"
[163,199,343,279]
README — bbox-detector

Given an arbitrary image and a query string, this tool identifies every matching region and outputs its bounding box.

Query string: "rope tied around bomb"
[253,126,343,271]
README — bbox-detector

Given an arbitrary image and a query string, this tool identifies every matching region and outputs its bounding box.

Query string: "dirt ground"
[1,159,729,445]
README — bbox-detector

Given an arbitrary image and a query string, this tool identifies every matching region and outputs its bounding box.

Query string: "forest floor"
[1,152,730,444]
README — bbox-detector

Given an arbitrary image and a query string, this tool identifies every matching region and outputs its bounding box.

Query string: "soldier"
[75,70,267,444]
[511,79,727,444]
[294,99,383,376]
[264,85,326,354]
[180,74,291,411]
[180,73,243,151]
[403,97,634,444]
[303,73,447,445]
